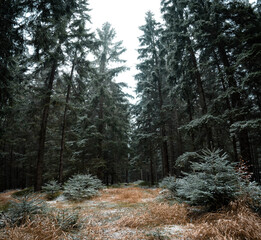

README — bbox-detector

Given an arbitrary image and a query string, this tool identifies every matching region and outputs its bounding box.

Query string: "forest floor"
[46,187,190,239]
[1,186,261,239]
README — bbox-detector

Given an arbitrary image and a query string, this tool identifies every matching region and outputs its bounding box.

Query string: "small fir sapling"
[63,174,104,201]
[42,180,62,200]
[175,149,241,210]
[159,176,177,193]
[6,194,47,226]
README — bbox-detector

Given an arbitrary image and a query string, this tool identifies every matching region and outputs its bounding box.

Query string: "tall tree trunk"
[58,59,76,183]
[149,141,155,185]
[98,53,106,169]
[217,44,255,179]
[187,96,196,150]
[35,60,57,191]
[155,73,170,176]
[213,50,238,161]
[187,39,213,148]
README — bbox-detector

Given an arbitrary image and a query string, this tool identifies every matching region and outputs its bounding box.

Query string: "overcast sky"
[88,0,256,103]
[89,0,162,103]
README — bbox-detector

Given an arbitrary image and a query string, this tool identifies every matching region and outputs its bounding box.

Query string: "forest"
[1,0,261,239]
[1,0,261,191]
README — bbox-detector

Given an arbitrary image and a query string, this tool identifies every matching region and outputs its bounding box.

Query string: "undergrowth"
[118,202,188,228]
[1,215,69,240]
[1,186,260,240]
[186,200,261,240]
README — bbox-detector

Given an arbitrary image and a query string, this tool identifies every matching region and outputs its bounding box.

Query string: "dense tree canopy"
[0,0,260,192]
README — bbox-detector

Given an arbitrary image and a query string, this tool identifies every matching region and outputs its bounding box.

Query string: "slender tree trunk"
[187,44,207,115]
[187,98,196,151]
[213,50,238,161]
[58,59,76,183]
[125,169,129,183]
[9,145,13,189]
[168,131,175,176]
[187,40,213,148]
[149,141,155,185]
[155,74,170,176]
[98,53,106,168]
[35,60,57,191]
[217,44,255,179]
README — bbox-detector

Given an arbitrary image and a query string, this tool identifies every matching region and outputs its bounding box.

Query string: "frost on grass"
[2,186,259,240]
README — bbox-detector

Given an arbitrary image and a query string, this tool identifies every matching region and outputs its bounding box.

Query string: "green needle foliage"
[63,174,104,201]
[175,149,241,210]
[42,180,62,200]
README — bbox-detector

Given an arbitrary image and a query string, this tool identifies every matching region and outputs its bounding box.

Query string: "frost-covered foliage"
[240,181,261,215]
[132,180,150,187]
[175,151,199,169]
[63,174,104,201]
[159,176,177,193]
[175,149,241,210]
[179,114,224,132]
[6,194,47,226]
[42,180,61,200]
[230,119,261,134]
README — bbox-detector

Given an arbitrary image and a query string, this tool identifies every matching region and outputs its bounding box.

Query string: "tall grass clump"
[186,200,261,240]
[118,202,188,228]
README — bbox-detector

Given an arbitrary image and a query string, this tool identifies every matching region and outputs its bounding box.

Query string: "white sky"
[88,0,256,104]
[88,0,162,103]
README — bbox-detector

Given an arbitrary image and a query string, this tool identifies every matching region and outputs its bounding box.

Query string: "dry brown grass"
[4,187,259,240]
[94,187,160,204]
[0,215,69,240]
[82,225,151,240]
[118,202,188,228]
[186,200,261,240]
[0,190,18,205]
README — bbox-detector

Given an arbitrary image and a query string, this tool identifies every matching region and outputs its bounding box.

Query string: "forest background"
[0,0,260,192]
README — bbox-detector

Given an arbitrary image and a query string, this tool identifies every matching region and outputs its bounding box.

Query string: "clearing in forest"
[1,186,261,239]
[47,187,189,239]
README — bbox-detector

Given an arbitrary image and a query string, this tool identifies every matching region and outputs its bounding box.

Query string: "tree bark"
[35,60,57,191]
[213,50,238,161]
[187,40,213,148]
[217,44,255,179]
[149,141,155,185]
[58,58,76,183]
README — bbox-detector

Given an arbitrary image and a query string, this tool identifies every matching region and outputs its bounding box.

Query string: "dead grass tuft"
[118,202,188,228]
[0,215,69,240]
[186,200,261,240]
[94,187,159,204]
[0,190,18,205]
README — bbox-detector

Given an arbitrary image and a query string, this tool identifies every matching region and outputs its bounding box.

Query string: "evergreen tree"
[134,12,170,180]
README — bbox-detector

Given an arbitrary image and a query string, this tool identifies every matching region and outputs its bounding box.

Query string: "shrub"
[63,174,104,201]
[132,180,150,187]
[240,181,261,215]
[175,151,199,171]
[42,180,62,200]
[11,187,33,197]
[6,194,47,226]
[175,149,241,210]
[159,176,177,193]
[0,202,11,212]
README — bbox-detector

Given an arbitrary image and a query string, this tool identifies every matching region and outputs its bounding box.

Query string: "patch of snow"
[47,195,66,204]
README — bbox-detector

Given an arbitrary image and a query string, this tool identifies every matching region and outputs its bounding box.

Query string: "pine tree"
[134,12,170,180]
